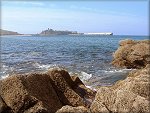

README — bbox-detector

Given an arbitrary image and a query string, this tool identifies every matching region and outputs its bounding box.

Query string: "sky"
[1,0,149,35]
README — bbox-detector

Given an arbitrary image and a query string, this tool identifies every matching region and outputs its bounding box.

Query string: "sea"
[0,35,149,88]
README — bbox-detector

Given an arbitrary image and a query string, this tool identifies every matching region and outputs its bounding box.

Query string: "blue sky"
[1,0,149,35]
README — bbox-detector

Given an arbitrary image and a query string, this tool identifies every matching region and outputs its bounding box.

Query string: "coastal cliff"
[0,39,149,113]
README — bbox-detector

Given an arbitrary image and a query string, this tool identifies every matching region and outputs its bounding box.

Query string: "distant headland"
[0,29,21,36]
[0,28,113,36]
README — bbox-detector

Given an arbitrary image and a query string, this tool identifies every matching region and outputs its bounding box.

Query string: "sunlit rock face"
[0,68,96,113]
[56,105,90,113]
[90,65,150,113]
[112,39,150,69]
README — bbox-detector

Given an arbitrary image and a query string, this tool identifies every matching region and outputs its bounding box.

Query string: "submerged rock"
[90,65,150,113]
[112,39,150,68]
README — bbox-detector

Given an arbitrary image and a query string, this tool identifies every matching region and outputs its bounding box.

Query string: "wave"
[0,65,12,79]
[0,62,133,88]
[33,63,65,70]
[103,68,133,74]
[79,71,92,81]
[34,63,54,70]
[85,85,96,91]
[0,74,9,79]
[33,63,92,82]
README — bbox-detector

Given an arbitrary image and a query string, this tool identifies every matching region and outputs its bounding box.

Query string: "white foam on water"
[37,64,52,69]
[85,85,97,91]
[33,62,67,73]
[85,85,92,89]
[69,71,92,82]
[104,68,133,74]
[33,63,57,70]
[80,71,92,81]
[0,74,9,79]
[0,64,14,79]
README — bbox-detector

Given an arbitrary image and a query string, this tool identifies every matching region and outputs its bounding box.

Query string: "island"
[35,28,79,36]
[36,28,113,36]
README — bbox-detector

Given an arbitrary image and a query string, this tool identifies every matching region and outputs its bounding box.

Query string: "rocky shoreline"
[0,39,150,113]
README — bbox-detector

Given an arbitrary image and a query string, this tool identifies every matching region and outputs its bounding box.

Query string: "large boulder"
[56,105,89,113]
[47,68,96,108]
[112,39,150,68]
[0,68,96,113]
[47,68,87,107]
[0,73,62,113]
[90,65,150,113]
[112,64,150,99]
[0,67,97,113]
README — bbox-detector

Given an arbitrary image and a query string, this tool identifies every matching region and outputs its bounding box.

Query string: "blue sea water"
[0,35,149,87]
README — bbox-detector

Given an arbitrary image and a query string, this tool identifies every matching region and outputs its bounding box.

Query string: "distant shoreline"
[0,34,32,37]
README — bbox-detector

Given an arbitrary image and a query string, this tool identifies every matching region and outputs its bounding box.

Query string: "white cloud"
[69,5,138,18]
[2,1,45,7]
[1,1,148,35]
[23,2,45,6]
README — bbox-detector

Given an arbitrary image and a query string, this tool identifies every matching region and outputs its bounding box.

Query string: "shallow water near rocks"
[0,35,148,87]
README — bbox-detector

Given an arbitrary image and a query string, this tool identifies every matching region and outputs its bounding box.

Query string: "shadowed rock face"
[0,68,96,113]
[0,96,12,113]
[47,68,86,107]
[90,65,150,113]
[71,75,96,99]
[47,68,96,108]
[112,39,150,68]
